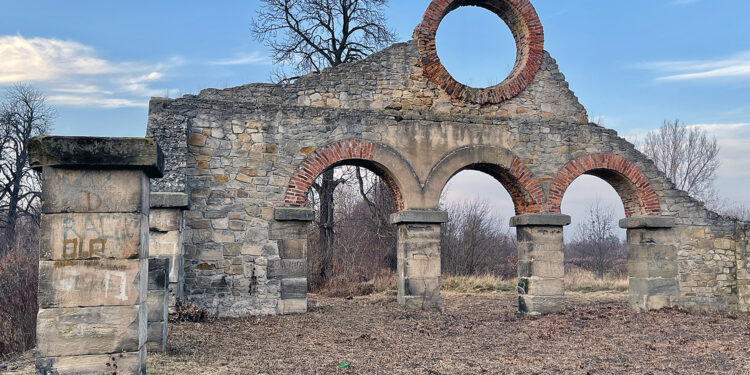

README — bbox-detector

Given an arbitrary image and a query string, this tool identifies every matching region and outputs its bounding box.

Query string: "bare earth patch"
[4,291,749,374]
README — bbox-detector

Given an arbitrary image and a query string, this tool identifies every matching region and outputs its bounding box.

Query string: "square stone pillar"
[620,216,679,311]
[29,136,163,375]
[149,192,188,312]
[390,210,448,311]
[271,208,315,314]
[510,214,570,315]
[146,258,169,353]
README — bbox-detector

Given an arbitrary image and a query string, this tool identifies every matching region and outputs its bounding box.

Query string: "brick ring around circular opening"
[414,0,544,105]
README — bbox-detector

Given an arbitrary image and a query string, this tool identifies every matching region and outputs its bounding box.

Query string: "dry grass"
[4,291,750,374]
[441,274,516,293]
[565,266,629,292]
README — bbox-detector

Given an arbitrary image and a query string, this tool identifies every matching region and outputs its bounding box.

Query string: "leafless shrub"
[440,200,517,279]
[0,217,39,356]
[170,299,212,323]
[565,200,626,279]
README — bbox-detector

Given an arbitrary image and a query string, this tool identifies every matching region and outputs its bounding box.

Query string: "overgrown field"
[4,289,749,374]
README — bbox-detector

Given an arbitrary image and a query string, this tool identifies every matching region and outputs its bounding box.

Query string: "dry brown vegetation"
[4,286,749,374]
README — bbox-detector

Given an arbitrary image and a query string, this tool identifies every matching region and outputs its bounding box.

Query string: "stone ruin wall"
[146,15,749,316]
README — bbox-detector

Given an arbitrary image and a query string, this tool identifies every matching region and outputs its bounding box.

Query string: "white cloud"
[210,52,270,66]
[640,51,750,81]
[687,122,750,178]
[0,35,180,108]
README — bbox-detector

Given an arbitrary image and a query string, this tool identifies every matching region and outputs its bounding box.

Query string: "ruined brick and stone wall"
[146,0,748,316]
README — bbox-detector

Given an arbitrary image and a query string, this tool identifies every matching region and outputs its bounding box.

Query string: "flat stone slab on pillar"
[150,192,189,208]
[274,207,315,221]
[390,210,448,224]
[510,214,571,227]
[29,136,164,178]
[619,216,676,229]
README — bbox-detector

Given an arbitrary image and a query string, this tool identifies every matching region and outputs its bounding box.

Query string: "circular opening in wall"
[435,6,518,89]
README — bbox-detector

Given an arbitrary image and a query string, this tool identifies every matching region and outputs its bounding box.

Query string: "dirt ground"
[3,291,749,374]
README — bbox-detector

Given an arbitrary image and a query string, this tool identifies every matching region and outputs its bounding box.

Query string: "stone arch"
[546,153,661,217]
[423,145,545,214]
[414,0,545,104]
[283,139,421,211]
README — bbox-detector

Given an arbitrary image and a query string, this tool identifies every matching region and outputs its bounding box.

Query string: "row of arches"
[283,139,661,217]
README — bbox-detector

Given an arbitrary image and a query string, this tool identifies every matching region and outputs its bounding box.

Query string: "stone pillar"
[149,192,188,311]
[510,214,570,315]
[620,216,679,311]
[29,136,163,375]
[390,210,447,311]
[146,258,169,353]
[270,207,314,314]
[739,224,750,313]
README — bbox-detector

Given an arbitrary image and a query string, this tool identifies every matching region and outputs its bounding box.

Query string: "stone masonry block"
[38,259,147,309]
[509,214,570,227]
[274,207,315,221]
[404,257,441,278]
[517,259,564,279]
[149,230,180,256]
[150,192,189,208]
[403,277,441,297]
[278,239,307,259]
[267,259,306,278]
[147,290,168,323]
[278,298,307,314]
[629,277,680,297]
[281,278,307,299]
[518,295,563,315]
[150,208,181,232]
[521,277,564,296]
[390,210,448,224]
[148,258,169,291]
[36,349,145,375]
[147,320,167,353]
[269,221,308,240]
[28,135,164,178]
[36,304,146,357]
[40,213,148,261]
[41,168,149,214]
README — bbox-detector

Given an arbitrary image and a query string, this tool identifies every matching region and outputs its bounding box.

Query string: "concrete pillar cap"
[619,216,676,229]
[390,210,448,224]
[274,207,315,222]
[509,214,571,227]
[28,136,164,178]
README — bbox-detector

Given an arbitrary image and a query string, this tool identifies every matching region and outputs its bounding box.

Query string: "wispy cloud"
[0,34,181,108]
[640,51,750,81]
[210,52,270,66]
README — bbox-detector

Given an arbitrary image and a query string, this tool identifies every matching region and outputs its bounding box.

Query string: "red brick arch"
[284,139,405,210]
[414,0,545,105]
[546,153,661,217]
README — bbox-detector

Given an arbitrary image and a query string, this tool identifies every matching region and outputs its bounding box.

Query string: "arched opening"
[304,162,400,297]
[561,175,628,293]
[438,168,520,291]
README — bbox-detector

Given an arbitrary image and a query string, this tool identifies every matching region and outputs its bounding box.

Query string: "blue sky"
[2,0,749,231]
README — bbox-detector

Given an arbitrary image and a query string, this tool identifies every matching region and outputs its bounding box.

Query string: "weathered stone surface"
[149,230,180,256]
[150,208,181,232]
[40,213,148,260]
[36,349,145,375]
[619,216,676,229]
[148,258,169,290]
[150,192,189,208]
[390,210,448,224]
[36,304,146,357]
[147,291,168,322]
[38,259,147,308]
[277,298,307,314]
[518,295,563,315]
[274,207,315,221]
[629,277,680,297]
[278,239,307,259]
[280,278,307,299]
[147,321,167,353]
[42,169,149,213]
[29,136,164,178]
[268,259,306,278]
[510,214,571,227]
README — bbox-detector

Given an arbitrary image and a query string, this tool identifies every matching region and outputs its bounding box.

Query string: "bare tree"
[641,119,720,204]
[440,200,517,278]
[253,0,396,282]
[251,0,396,80]
[567,200,624,279]
[0,84,54,254]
